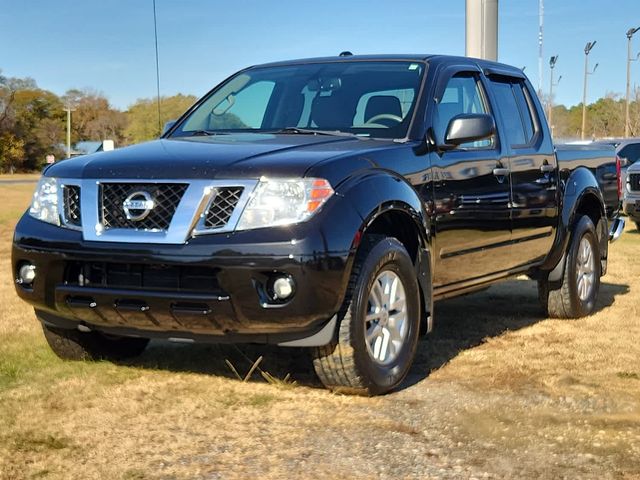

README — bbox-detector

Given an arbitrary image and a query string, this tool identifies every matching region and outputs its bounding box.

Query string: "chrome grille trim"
[203,187,244,229]
[60,178,258,244]
[59,181,82,231]
[100,183,188,230]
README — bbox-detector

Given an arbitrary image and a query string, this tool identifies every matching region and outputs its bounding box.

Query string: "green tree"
[125,94,197,144]
[0,132,25,173]
[62,88,127,145]
[12,89,65,170]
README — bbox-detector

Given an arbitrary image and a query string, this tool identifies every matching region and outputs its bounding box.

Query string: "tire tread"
[312,234,418,395]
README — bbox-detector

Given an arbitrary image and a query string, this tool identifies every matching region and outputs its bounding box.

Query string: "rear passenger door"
[486,74,558,266]
[429,69,513,288]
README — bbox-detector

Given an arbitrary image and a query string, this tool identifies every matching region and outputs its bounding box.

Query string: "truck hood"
[45,134,391,181]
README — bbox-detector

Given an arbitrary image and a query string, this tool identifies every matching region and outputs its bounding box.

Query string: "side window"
[512,83,536,142]
[435,74,493,149]
[490,81,526,145]
[489,78,537,147]
[208,80,275,130]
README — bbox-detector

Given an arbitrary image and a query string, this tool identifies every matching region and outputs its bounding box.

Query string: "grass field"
[0,173,40,181]
[0,183,639,479]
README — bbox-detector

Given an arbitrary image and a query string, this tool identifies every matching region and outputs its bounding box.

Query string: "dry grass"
[0,185,639,479]
[0,173,40,181]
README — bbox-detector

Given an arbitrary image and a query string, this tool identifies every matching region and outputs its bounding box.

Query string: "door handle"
[540,163,555,173]
[493,167,509,177]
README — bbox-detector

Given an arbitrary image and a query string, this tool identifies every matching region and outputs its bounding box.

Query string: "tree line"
[546,89,640,140]
[0,69,196,172]
[1,68,640,172]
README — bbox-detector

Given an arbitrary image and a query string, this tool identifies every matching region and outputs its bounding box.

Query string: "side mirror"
[619,157,629,168]
[161,120,176,136]
[439,113,495,150]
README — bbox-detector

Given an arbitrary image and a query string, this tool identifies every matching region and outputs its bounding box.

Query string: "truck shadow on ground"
[128,279,629,391]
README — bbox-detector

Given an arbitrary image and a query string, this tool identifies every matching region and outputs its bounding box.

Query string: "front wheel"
[538,215,601,318]
[312,235,421,395]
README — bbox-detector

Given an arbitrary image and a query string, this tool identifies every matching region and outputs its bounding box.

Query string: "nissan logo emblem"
[122,191,155,221]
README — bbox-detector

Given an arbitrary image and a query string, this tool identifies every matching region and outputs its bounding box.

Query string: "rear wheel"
[312,235,420,395]
[40,317,149,361]
[635,222,640,231]
[538,215,600,318]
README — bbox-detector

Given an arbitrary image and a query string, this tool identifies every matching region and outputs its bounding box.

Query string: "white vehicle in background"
[624,160,640,230]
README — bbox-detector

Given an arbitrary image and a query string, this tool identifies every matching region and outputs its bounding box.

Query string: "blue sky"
[1,0,639,109]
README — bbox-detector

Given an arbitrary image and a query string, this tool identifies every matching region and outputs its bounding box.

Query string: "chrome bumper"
[609,217,625,243]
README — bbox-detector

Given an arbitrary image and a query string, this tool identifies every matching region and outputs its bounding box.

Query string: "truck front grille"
[204,187,244,229]
[629,173,640,192]
[63,185,81,227]
[64,261,220,293]
[100,183,188,231]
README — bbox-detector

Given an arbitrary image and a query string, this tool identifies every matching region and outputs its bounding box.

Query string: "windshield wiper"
[188,130,229,137]
[272,127,364,138]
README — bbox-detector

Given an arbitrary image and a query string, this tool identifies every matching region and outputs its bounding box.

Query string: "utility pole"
[538,0,544,96]
[581,41,598,141]
[63,107,76,158]
[548,55,561,133]
[626,27,640,137]
[465,0,499,61]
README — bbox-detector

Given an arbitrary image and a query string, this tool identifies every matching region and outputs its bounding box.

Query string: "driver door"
[428,69,513,288]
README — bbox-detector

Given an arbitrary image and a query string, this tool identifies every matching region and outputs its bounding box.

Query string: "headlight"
[29,177,60,226]
[236,177,334,231]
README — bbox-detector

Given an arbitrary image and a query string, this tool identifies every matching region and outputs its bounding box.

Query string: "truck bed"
[556,144,620,220]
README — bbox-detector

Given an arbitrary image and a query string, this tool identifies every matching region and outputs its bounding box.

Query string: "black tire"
[538,215,601,318]
[312,235,421,395]
[41,321,149,361]
[635,222,640,231]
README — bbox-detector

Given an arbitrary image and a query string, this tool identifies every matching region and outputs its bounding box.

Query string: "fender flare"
[542,166,606,284]
[337,171,434,331]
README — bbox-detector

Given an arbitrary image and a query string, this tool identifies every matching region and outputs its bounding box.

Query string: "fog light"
[272,276,295,300]
[17,264,36,285]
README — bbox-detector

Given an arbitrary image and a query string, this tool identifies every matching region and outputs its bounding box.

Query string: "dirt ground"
[0,184,639,479]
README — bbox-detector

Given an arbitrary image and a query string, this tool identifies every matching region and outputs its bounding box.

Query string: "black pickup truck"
[13,55,624,395]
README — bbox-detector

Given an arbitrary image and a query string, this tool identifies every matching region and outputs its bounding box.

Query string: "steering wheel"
[363,113,403,128]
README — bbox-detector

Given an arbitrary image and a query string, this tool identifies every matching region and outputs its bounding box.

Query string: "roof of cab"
[250,54,526,77]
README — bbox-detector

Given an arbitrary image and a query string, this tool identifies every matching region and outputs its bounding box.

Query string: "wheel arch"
[339,172,433,333]
[543,166,607,284]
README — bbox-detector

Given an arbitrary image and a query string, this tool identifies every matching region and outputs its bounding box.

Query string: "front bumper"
[12,208,359,345]
[624,196,640,222]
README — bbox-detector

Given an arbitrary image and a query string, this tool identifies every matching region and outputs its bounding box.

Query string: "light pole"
[63,107,76,159]
[581,41,598,141]
[465,0,498,61]
[626,27,640,137]
[548,55,561,133]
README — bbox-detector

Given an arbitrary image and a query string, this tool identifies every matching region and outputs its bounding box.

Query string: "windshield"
[170,61,426,139]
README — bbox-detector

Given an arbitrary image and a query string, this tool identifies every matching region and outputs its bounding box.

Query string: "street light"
[581,41,597,140]
[625,27,640,137]
[548,55,562,131]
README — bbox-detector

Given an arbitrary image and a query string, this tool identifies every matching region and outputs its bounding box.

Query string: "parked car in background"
[591,138,640,203]
[624,160,640,229]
